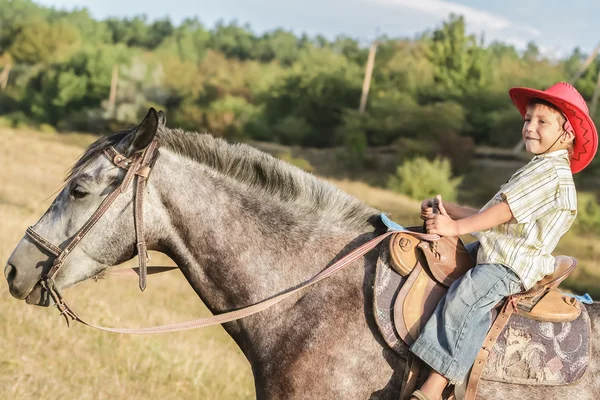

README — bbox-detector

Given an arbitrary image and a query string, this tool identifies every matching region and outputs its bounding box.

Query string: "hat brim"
[509,87,598,173]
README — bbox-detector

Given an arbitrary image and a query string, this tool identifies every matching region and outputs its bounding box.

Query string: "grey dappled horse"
[5,109,600,399]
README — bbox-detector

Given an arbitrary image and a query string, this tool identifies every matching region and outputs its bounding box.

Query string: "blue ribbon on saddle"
[380,213,405,231]
[563,292,594,304]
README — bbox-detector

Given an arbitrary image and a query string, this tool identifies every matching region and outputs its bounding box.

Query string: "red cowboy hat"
[509,82,598,173]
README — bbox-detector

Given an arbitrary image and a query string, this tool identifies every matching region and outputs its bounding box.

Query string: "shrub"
[387,156,462,202]
[277,151,315,173]
[274,115,312,145]
[205,95,257,140]
[39,123,57,133]
[0,116,11,127]
[4,111,35,128]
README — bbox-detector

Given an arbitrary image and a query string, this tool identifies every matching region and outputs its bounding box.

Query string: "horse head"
[5,108,165,305]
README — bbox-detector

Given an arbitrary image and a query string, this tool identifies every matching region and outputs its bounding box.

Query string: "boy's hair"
[527,98,576,154]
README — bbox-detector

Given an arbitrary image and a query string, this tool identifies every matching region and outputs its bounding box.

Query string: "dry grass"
[1,128,598,399]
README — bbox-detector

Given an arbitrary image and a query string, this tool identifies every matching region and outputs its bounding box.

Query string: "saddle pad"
[373,239,409,357]
[482,305,590,385]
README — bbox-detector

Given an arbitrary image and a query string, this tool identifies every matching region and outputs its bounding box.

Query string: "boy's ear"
[562,130,575,145]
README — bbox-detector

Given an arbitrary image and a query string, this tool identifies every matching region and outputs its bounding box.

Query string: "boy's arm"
[422,199,479,220]
[443,202,480,220]
[426,200,514,236]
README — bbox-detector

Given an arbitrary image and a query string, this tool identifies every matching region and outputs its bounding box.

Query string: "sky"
[33,0,600,58]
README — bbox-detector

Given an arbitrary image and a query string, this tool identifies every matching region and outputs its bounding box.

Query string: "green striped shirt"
[473,149,577,290]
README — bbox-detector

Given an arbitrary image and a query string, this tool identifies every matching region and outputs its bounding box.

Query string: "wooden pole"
[359,41,378,114]
[0,63,12,91]
[569,42,600,84]
[590,67,600,116]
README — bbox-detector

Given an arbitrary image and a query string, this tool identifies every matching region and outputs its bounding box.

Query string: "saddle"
[381,226,584,400]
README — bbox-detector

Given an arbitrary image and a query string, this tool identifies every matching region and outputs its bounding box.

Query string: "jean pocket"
[509,279,524,294]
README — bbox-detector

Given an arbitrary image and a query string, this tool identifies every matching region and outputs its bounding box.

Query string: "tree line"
[1,0,599,175]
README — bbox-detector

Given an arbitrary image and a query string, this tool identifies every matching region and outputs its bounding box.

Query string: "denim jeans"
[409,242,523,384]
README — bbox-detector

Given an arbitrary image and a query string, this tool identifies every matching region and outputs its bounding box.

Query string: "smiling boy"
[409,82,598,400]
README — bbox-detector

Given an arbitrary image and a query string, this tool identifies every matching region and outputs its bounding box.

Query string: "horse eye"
[70,185,88,199]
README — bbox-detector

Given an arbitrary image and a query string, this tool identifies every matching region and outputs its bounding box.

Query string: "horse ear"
[157,110,167,127]
[122,108,159,156]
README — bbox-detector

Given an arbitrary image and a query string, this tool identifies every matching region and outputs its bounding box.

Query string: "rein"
[24,140,441,334]
[45,231,402,334]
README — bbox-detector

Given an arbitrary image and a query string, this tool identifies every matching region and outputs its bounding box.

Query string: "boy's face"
[522,103,571,154]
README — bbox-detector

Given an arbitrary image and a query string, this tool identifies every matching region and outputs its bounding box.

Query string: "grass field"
[0,127,598,399]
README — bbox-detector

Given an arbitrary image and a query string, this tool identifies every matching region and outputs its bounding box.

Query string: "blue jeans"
[409,242,523,384]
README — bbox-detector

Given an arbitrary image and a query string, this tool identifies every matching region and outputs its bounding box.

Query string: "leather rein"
[24,140,441,334]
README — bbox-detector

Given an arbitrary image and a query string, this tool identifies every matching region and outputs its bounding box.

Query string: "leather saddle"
[390,227,581,346]
[386,227,582,400]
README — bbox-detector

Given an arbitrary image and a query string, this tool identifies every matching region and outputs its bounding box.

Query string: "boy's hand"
[421,198,435,221]
[425,196,459,236]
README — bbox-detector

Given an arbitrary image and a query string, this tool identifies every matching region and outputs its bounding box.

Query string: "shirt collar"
[532,149,569,161]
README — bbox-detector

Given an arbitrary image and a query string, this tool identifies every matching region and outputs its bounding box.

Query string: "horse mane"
[67,127,379,228]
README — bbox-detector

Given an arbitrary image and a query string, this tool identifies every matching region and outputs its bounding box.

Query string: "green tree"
[523,41,540,62]
[331,36,367,65]
[156,18,210,63]
[261,47,363,147]
[9,18,81,64]
[52,9,112,45]
[105,15,171,49]
[254,29,301,65]
[374,39,434,95]
[424,14,487,98]
[0,0,49,51]
[147,17,174,49]
[209,20,255,60]
[26,66,88,124]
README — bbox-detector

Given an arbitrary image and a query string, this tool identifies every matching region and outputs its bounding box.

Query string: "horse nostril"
[4,263,17,284]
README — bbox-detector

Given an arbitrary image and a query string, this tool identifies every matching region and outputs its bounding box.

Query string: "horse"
[5,109,600,399]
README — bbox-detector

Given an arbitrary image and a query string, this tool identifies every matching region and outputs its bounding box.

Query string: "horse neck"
[150,148,380,320]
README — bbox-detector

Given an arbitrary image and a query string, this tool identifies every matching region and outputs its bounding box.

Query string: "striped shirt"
[472,149,577,290]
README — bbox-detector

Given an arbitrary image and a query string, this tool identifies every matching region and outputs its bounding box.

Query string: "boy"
[409,82,598,400]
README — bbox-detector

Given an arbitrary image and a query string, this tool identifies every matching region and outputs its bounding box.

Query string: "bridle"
[25,139,161,308]
[21,139,441,334]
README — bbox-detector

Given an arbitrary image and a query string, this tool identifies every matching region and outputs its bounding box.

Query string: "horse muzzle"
[4,260,51,306]
[25,282,52,306]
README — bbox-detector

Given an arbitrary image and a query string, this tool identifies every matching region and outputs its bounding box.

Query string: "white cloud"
[523,26,541,37]
[371,0,510,30]
[367,0,540,49]
[538,44,572,60]
[500,37,529,49]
